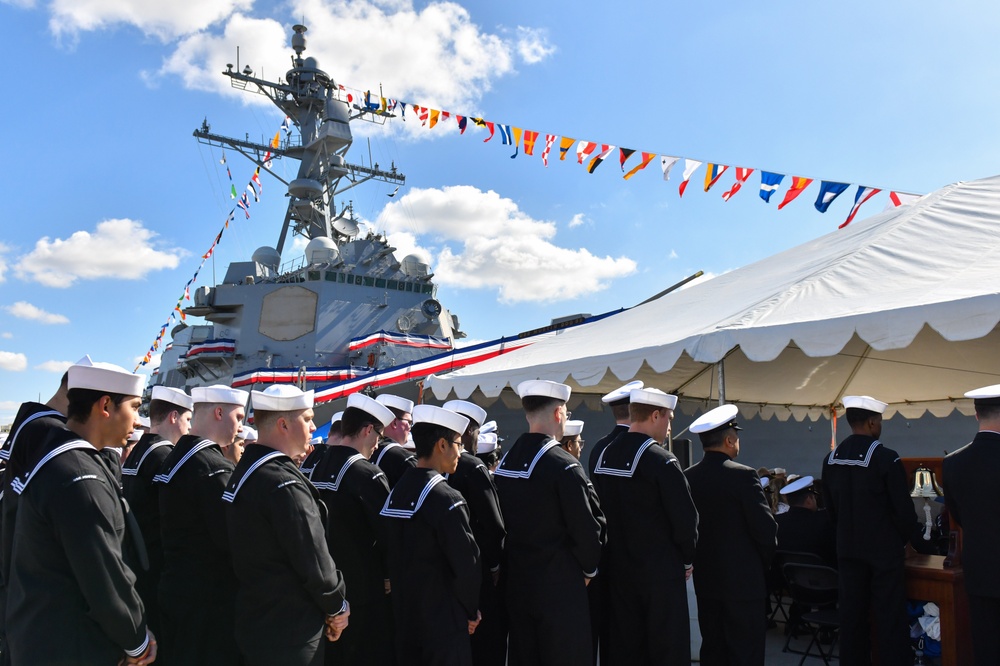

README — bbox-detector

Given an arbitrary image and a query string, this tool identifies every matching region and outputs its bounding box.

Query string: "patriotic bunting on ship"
[558,137,575,161]
[541,134,557,166]
[587,145,616,173]
[619,148,635,170]
[576,141,597,165]
[721,168,754,201]
[840,186,881,228]
[814,181,850,213]
[778,177,813,210]
[704,164,729,192]
[623,152,656,180]
[660,156,680,181]
[523,131,539,156]
[759,172,784,203]
[679,160,702,197]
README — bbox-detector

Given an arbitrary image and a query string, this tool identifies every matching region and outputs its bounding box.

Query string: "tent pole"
[717,360,726,406]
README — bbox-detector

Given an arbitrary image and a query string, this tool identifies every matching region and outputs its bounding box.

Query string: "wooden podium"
[901,458,972,666]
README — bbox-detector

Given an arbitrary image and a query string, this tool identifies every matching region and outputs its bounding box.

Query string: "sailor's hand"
[384,578,391,595]
[584,576,592,587]
[124,630,157,665]
[325,603,350,641]
[468,611,482,635]
[685,565,694,581]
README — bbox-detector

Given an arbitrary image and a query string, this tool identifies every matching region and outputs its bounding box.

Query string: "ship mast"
[192,24,405,255]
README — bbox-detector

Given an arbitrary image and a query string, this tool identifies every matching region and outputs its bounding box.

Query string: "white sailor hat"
[138,416,151,429]
[347,393,396,427]
[330,411,345,426]
[310,435,323,446]
[68,360,145,397]
[443,400,487,427]
[478,432,498,453]
[127,429,143,442]
[842,395,887,414]
[413,404,469,435]
[964,384,1000,406]
[516,379,571,402]
[480,420,498,435]
[237,425,257,442]
[151,385,194,411]
[601,380,644,405]
[563,420,584,437]
[689,404,742,435]
[629,388,678,410]
[252,385,314,412]
[192,385,249,407]
[779,475,815,495]
[376,394,414,414]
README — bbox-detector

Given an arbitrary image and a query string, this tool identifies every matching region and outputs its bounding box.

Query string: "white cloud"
[48,0,251,41]
[14,218,183,288]
[155,0,552,112]
[35,360,74,373]
[0,352,28,372]
[133,353,162,376]
[568,214,588,229]
[1,0,35,9]
[0,333,11,339]
[515,26,555,64]
[4,301,70,325]
[0,242,9,283]
[377,186,636,303]
[669,249,678,260]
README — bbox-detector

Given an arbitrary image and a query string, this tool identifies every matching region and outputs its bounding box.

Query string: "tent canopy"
[427,175,1000,420]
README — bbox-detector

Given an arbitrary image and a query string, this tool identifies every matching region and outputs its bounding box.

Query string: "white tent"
[427,175,1000,421]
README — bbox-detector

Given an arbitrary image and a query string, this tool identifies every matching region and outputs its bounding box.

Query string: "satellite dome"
[252,246,281,271]
[305,237,340,265]
[400,254,430,277]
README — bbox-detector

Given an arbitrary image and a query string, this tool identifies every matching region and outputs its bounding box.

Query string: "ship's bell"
[910,466,943,498]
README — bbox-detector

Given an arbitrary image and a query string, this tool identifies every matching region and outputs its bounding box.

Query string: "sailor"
[774,475,836,567]
[310,393,396,666]
[224,386,349,666]
[222,422,250,465]
[122,385,193,636]
[684,404,777,666]
[475,432,500,473]
[443,399,508,666]
[0,367,69,663]
[381,405,481,666]
[493,380,606,666]
[943,385,1000,664]
[6,360,156,665]
[300,411,341,478]
[560,419,585,460]
[821,395,918,666]
[592,387,698,666]
[155,383,248,666]
[587,380,642,478]
[373,394,418,487]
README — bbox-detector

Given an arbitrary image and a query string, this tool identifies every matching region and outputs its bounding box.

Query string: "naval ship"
[150,25,467,403]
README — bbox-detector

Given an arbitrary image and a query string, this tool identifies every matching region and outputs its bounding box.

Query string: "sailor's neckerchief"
[221,446,287,503]
[493,436,560,480]
[826,435,882,468]
[310,449,366,492]
[121,433,171,477]
[375,440,404,466]
[152,436,218,484]
[592,436,657,479]
[10,427,95,495]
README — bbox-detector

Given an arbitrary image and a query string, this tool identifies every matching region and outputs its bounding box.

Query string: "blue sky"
[2,0,1000,422]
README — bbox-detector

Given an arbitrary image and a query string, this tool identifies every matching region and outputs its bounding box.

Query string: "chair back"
[782,563,838,608]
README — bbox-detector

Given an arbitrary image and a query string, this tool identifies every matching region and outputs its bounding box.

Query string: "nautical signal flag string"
[334,78,922,229]
[134,117,290,370]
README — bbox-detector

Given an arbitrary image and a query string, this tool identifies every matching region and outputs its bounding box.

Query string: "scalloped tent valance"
[427,175,1000,421]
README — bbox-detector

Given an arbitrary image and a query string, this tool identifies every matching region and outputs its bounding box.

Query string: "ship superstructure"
[152,25,464,395]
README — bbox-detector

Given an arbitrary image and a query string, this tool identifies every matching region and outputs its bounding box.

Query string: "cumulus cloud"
[133,352,162,376]
[0,333,11,339]
[1,0,35,8]
[568,214,588,229]
[0,242,9,283]
[48,0,251,41]
[515,26,555,64]
[14,218,183,288]
[377,186,636,303]
[155,0,551,112]
[36,360,74,373]
[4,302,69,325]
[0,352,28,372]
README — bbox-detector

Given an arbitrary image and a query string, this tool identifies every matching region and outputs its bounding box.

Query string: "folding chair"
[781,563,839,665]
[769,550,827,627]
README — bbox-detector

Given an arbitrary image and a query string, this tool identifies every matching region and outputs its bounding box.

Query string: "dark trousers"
[470,570,507,666]
[396,630,471,666]
[243,635,324,666]
[506,580,592,666]
[968,593,1000,666]
[608,575,690,665]
[696,596,765,666]
[837,557,910,666]
[325,586,395,666]
[587,570,608,666]
[158,594,241,666]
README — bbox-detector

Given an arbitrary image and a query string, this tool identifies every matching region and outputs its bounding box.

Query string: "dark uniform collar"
[122,433,170,476]
[222,444,289,503]
[312,446,367,492]
[494,432,559,480]
[11,425,95,495]
[152,434,219,484]
[381,467,443,519]
[593,431,657,478]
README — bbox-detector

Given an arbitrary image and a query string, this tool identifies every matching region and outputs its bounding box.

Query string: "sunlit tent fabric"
[427,175,1000,421]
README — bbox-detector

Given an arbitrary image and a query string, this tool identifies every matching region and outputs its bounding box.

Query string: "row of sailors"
[14,356,970,666]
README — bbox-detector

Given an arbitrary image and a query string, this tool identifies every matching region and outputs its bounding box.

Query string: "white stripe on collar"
[312,453,365,492]
[0,409,63,461]
[375,441,401,466]
[494,440,559,480]
[152,439,215,484]
[122,441,173,476]
[11,439,95,495]
[380,474,444,519]
[826,439,881,467]
[593,438,656,478]
[222,451,286,502]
